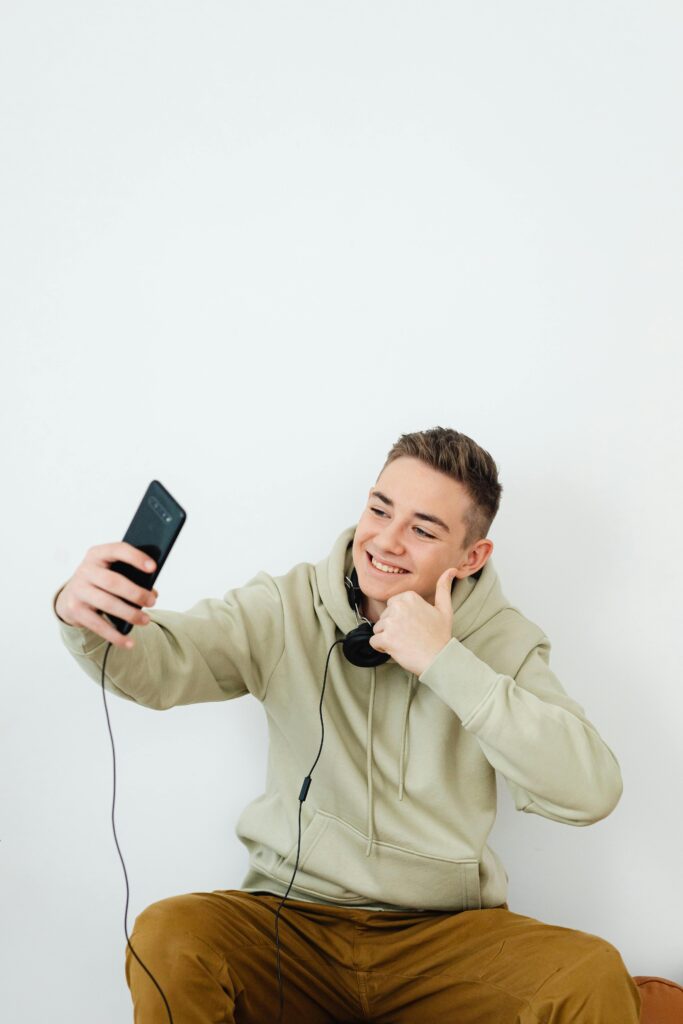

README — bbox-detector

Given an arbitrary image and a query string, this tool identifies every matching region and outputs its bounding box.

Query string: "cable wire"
[101,641,174,1024]
[273,637,344,1023]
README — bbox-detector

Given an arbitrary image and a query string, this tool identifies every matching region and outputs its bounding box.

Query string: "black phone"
[102,479,187,635]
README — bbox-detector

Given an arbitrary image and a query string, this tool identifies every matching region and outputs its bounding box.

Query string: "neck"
[360,593,383,624]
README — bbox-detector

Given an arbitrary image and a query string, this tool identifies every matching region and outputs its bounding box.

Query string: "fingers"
[81,582,152,627]
[88,542,157,575]
[55,541,160,644]
[86,564,158,609]
[78,606,136,649]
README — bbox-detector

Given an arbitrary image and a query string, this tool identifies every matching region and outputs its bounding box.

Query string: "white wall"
[2,2,682,1019]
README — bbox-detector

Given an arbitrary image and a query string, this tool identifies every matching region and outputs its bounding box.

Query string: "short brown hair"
[377,427,503,550]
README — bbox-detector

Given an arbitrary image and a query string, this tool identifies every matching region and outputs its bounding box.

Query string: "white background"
[2,2,682,1020]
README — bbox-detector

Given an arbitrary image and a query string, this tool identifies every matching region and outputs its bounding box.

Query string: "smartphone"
[102,480,187,635]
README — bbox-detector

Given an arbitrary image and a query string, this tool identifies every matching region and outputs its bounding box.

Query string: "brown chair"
[633,975,683,1023]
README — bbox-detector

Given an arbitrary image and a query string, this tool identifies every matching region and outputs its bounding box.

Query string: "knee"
[131,897,205,942]
[125,894,228,995]
[563,933,639,1014]
[127,894,211,967]
[578,933,629,974]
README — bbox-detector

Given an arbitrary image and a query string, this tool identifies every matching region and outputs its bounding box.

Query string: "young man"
[53,427,641,1022]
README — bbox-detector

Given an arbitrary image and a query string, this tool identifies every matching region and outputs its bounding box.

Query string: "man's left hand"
[368,567,458,676]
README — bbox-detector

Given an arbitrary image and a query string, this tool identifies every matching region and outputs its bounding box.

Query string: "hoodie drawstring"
[365,667,376,856]
[398,673,415,802]
[366,669,416,855]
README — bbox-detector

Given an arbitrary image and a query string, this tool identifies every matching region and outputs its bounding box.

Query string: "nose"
[374,519,406,555]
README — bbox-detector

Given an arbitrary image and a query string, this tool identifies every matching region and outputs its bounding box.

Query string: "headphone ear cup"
[343,622,390,667]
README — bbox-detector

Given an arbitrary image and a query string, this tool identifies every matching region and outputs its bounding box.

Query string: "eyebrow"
[369,490,451,534]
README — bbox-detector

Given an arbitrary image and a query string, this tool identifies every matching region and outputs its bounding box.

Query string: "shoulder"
[469,605,548,677]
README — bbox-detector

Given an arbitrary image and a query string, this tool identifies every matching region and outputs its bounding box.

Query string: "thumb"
[435,567,458,616]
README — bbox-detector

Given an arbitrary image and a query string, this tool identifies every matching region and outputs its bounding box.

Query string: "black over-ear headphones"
[342,566,390,667]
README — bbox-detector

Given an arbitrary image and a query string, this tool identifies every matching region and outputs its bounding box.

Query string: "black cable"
[101,632,342,1022]
[273,637,344,1023]
[101,641,174,1024]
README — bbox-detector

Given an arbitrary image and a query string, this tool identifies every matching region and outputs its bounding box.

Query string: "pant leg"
[124,889,360,1024]
[356,907,641,1023]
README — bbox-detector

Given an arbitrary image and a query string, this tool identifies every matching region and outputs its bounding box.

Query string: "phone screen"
[103,479,186,635]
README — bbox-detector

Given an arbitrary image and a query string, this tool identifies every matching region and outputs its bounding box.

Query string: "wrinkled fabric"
[125,890,641,1023]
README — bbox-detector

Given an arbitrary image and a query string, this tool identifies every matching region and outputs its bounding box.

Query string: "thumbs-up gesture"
[368,567,458,676]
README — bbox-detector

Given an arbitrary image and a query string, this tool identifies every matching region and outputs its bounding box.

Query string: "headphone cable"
[274,637,343,1023]
[101,641,174,1024]
[101,632,344,1023]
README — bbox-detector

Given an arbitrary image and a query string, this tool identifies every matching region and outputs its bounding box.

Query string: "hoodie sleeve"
[417,634,623,825]
[52,571,285,710]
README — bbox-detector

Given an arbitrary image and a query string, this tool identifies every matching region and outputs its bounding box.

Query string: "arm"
[417,635,623,825]
[52,571,285,710]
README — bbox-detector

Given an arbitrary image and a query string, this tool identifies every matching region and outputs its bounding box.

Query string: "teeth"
[371,556,407,574]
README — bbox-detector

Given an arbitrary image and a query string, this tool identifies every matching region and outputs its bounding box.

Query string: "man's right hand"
[55,542,159,649]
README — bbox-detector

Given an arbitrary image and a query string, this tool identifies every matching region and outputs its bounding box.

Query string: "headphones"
[342,566,391,667]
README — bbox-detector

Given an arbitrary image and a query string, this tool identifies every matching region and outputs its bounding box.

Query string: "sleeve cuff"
[417,636,502,726]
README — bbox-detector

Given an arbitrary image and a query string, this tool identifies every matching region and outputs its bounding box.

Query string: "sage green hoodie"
[53,524,622,912]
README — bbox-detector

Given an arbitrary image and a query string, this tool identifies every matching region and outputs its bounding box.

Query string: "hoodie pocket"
[274,810,482,911]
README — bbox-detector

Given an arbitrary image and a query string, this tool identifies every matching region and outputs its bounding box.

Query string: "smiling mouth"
[366,551,410,574]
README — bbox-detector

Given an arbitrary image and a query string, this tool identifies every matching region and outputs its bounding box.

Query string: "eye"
[369,507,435,540]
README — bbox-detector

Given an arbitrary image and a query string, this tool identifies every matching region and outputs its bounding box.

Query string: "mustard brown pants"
[125,889,641,1023]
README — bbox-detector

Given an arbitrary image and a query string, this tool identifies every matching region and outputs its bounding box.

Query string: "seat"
[633,975,683,1022]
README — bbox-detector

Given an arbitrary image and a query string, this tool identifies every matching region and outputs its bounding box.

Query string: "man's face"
[351,456,493,621]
